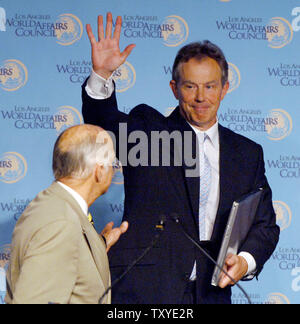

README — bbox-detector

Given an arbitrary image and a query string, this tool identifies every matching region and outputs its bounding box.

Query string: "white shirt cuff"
[238,251,257,279]
[85,70,114,99]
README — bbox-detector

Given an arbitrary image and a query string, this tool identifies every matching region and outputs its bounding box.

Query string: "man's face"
[170,57,229,131]
[95,130,116,195]
[100,165,114,194]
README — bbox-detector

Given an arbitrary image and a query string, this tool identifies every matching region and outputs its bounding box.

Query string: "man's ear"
[220,81,230,101]
[170,80,179,100]
[94,164,103,184]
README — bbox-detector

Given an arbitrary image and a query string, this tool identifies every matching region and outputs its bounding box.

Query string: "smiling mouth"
[192,105,210,111]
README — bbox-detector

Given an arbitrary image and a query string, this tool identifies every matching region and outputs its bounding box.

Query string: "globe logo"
[0,244,10,304]
[227,62,240,93]
[0,267,6,302]
[266,17,293,49]
[0,244,11,270]
[55,14,83,46]
[0,152,27,184]
[266,293,290,304]
[113,61,136,93]
[161,15,189,47]
[265,109,292,141]
[54,106,83,136]
[0,59,28,92]
[273,200,292,232]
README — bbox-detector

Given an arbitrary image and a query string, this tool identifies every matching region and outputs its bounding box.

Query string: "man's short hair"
[52,126,114,180]
[172,40,229,86]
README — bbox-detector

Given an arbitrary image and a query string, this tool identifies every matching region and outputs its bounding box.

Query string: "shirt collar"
[188,121,219,148]
[57,181,88,217]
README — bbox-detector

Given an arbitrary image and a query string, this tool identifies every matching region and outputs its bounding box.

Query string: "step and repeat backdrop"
[0,0,299,304]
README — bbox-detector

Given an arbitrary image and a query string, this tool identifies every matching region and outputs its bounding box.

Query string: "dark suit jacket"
[82,83,279,304]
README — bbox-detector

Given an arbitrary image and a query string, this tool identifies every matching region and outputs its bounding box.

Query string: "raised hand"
[86,12,135,79]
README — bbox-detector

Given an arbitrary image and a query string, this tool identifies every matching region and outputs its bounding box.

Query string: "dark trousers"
[181,281,197,304]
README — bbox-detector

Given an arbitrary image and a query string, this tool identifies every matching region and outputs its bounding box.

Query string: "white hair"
[53,129,115,180]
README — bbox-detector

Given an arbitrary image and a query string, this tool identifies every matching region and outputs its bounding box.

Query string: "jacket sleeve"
[82,79,128,130]
[239,145,280,277]
[82,78,152,162]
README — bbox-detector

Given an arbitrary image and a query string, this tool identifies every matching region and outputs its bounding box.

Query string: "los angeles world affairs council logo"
[0,59,28,92]
[0,152,27,184]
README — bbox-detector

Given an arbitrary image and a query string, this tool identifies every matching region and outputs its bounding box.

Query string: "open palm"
[86,13,135,79]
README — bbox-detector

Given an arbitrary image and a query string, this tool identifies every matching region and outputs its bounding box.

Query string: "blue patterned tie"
[189,133,212,280]
[198,133,212,241]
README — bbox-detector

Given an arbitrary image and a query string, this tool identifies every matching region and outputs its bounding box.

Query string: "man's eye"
[206,84,216,89]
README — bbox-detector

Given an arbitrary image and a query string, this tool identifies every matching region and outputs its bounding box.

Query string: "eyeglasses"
[112,158,122,174]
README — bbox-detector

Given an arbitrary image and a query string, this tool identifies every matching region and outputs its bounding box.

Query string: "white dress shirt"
[85,71,257,277]
[86,70,115,99]
[189,123,220,241]
[57,181,88,217]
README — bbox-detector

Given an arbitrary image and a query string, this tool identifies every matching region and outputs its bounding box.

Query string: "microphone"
[98,215,166,304]
[172,214,252,304]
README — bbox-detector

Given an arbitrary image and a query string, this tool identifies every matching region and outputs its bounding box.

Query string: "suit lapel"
[166,107,199,229]
[48,182,110,290]
[211,125,239,241]
[80,216,110,291]
[165,112,243,242]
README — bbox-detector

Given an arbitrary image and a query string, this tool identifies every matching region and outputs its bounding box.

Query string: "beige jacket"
[5,182,111,304]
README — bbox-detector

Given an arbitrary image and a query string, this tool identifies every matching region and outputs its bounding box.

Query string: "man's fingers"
[225,254,236,266]
[218,255,248,288]
[105,12,113,39]
[86,24,97,45]
[98,15,105,41]
[119,221,129,234]
[113,15,122,41]
[121,44,136,61]
[102,221,129,253]
[219,275,233,288]
[101,221,114,235]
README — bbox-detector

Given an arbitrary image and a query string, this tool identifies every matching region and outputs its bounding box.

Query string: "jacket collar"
[210,125,240,242]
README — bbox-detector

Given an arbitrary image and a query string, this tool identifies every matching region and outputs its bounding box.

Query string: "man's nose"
[195,87,204,102]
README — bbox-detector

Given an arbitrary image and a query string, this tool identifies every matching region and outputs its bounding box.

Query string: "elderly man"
[5,124,128,304]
